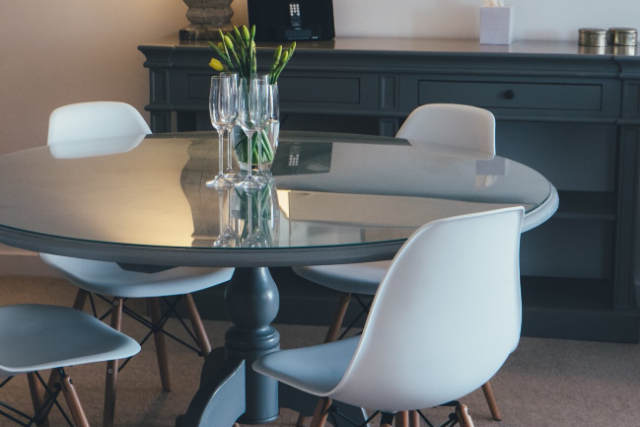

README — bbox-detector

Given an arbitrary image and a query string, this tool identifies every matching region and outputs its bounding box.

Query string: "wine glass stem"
[217,130,224,177]
[217,191,226,233]
[226,127,234,173]
[246,132,253,179]
[256,128,263,173]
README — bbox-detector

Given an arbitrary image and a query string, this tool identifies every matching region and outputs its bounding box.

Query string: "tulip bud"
[242,25,251,42]
[273,46,282,67]
[224,35,234,50]
[208,58,224,72]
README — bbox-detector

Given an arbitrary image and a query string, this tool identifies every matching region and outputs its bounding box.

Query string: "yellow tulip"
[208,58,224,71]
[224,35,234,50]
[242,25,251,42]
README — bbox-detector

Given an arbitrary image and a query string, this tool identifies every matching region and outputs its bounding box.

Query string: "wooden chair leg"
[481,381,502,421]
[295,413,308,427]
[72,289,89,311]
[60,375,90,427]
[27,372,49,427]
[456,403,474,427]
[148,297,171,392]
[184,293,212,356]
[103,297,123,427]
[310,397,332,427]
[324,293,352,343]
[409,410,420,427]
[396,411,409,427]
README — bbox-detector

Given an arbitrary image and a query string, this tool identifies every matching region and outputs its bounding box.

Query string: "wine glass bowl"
[219,73,240,182]
[236,76,270,191]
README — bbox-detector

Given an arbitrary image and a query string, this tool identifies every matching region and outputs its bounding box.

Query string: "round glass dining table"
[0,131,558,426]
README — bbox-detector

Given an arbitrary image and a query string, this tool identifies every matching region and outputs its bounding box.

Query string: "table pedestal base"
[176,267,368,427]
[177,267,280,426]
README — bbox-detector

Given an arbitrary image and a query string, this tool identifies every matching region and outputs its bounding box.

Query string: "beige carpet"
[0,276,639,427]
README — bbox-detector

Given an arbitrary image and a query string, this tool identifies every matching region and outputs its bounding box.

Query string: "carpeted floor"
[0,276,639,426]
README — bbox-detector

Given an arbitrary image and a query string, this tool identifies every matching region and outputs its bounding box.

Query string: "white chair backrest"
[396,103,496,159]
[330,206,523,412]
[47,101,151,146]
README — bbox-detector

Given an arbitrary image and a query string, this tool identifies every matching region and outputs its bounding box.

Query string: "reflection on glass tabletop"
[0,131,556,266]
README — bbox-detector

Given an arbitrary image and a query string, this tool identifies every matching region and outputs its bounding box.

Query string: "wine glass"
[260,82,280,175]
[213,187,238,247]
[206,75,231,189]
[219,72,240,182]
[236,77,269,190]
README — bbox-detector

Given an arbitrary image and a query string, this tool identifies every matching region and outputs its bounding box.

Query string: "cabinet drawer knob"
[503,89,515,100]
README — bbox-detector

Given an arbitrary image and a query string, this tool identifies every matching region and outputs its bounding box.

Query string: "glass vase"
[234,82,279,174]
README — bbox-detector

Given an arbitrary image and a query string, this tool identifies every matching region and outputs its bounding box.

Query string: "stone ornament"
[180,0,233,41]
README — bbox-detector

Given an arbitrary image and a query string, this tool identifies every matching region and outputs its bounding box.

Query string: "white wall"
[332,0,640,41]
[0,1,247,157]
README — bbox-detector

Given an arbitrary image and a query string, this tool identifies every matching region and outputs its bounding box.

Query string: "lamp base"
[179,24,232,42]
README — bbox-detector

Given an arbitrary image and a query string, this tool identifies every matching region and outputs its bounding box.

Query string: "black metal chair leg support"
[380,412,395,427]
[87,293,98,318]
[94,294,205,356]
[416,402,465,427]
[160,296,202,352]
[325,403,380,427]
[336,295,372,341]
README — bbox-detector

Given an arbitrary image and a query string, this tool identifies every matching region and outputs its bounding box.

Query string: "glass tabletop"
[0,131,555,266]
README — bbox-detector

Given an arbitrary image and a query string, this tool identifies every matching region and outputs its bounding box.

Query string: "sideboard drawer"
[418,80,604,112]
[280,77,360,104]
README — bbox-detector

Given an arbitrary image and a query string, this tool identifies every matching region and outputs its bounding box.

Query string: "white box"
[480,6,513,45]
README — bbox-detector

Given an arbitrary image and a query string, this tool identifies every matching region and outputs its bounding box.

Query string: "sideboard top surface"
[139,36,640,59]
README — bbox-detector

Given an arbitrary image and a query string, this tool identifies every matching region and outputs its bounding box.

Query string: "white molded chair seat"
[293,261,389,295]
[256,337,359,396]
[0,304,140,376]
[40,253,234,298]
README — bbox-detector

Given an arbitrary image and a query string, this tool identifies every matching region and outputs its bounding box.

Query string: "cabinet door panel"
[496,122,617,192]
[521,218,614,279]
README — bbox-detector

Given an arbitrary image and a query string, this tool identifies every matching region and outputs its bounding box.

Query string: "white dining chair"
[293,103,504,421]
[42,101,235,427]
[397,103,495,159]
[0,304,140,427]
[257,207,524,427]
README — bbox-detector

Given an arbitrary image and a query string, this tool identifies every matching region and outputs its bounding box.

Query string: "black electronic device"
[248,0,335,42]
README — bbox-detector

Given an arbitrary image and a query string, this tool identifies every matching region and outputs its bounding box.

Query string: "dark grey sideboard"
[138,38,640,342]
